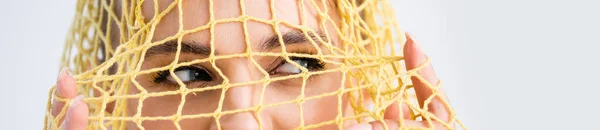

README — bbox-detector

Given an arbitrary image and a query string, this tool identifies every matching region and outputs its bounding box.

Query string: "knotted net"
[44,0,465,129]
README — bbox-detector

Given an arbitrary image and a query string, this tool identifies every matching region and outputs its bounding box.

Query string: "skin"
[50,0,452,129]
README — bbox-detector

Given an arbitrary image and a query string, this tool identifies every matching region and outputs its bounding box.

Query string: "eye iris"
[296,59,308,69]
[185,70,196,81]
[189,69,212,81]
[152,66,212,84]
[292,57,324,71]
[191,68,212,81]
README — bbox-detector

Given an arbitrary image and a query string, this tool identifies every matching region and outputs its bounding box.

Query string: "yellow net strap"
[45,0,466,129]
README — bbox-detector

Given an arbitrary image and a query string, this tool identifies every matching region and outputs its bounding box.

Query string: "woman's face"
[122,0,349,129]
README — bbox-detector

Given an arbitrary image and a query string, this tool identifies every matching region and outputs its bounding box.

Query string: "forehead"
[140,0,334,53]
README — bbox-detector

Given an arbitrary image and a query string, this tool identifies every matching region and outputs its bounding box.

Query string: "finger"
[62,95,89,130]
[362,91,412,121]
[51,68,78,123]
[403,33,450,122]
[383,102,412,120]
[346,119,443,130]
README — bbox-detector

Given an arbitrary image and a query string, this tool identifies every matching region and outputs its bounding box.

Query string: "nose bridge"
[221,58,261,109]
[214,58,262,130]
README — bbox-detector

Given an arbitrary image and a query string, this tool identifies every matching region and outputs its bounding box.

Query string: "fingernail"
[68,95,84,109]
[406,33,424,54]
[365,101,374,112]
[362,100,375,122]
[404,33,428,68]
[56,67,70,96]
[57,67,70,82]
[64,95,85,127]
[347,123,373,130]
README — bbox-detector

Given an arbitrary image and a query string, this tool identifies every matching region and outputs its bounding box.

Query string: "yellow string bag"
[44,0,466,129]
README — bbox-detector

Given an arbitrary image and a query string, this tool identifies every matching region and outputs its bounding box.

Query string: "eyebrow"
[144,30,329,58]
[260,30,329,51]
[145,40,211,58]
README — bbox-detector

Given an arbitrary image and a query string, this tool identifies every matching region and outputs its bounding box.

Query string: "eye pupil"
[192,68,212,81]
[296,60,308,69]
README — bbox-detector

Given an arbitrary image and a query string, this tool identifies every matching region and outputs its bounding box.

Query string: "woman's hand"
[50,68,89,130]
[347,33,452,130]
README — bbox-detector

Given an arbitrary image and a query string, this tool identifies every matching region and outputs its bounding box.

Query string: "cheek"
[302,73,345,128]
[302,94,342,128]
[305,74,344,123]
[263,73,343,129]
[125,85,220,130]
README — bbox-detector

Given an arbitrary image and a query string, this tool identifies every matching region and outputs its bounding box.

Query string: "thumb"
[62,95,89,130]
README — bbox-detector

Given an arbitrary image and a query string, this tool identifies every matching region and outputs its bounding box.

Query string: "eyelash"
[151,66,212,86]
[149,55,326,87]
[270,56,326,75]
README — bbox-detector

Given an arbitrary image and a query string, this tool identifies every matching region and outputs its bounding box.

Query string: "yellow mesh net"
[45,0,465,129]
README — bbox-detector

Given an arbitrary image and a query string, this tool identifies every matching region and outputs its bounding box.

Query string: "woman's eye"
[154,66,212,83]
[273,57,325,74]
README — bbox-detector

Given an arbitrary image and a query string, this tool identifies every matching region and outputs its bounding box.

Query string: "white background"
[1,0,599,129]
